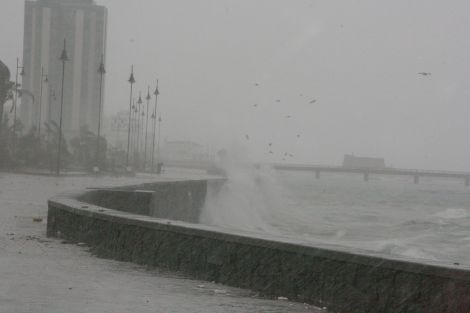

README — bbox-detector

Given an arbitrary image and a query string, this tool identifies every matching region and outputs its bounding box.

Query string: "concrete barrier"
[47,179,470,313]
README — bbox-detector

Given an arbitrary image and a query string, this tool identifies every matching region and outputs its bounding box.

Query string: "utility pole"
[56,39,68,176]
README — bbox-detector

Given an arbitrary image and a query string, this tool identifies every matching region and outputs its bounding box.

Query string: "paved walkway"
[0,172,323,313]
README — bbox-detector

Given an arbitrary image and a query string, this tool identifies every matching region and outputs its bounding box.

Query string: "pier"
[273,164,470,186]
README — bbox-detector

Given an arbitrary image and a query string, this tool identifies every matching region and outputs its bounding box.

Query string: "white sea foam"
[200,146,294,234]
[371,239,437,260]
[433,208,469,219]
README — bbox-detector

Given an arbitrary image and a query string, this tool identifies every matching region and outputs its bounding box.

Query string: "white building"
[21,0,108,138]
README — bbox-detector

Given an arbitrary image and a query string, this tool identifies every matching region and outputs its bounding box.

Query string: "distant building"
[342,154,386,169]
[21,0,107,138]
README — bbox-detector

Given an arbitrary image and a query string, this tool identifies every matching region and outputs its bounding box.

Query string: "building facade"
[21,0,107,138]
[342,154,386,169]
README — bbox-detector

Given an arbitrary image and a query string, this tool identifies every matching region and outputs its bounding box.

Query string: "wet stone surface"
[0,173,322,313]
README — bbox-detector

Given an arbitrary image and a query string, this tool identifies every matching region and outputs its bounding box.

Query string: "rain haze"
[1,1,470,312]
[3,0,470,170]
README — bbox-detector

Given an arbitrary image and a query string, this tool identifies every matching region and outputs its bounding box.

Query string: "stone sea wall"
[47,179,470,313]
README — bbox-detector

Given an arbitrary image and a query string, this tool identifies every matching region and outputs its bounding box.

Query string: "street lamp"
[48,88,56,122]
[141,109,145,167]
[47,85,56,173]
[143,86,151,170]
[38,67,48,138]
[135,92,143,169]
[157,113,162,173]
[56,39,69,176]
[126,65,135,169]
[130,99,136,163]
[151,80,159,172]
[95,54,106,171]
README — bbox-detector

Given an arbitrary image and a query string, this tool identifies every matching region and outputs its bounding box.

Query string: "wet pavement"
[0,172,324,313]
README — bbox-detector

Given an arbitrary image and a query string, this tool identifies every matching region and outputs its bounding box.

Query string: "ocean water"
[202,166,470,267]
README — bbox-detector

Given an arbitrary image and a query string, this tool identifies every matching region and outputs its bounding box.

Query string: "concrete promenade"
[0,172,321,313]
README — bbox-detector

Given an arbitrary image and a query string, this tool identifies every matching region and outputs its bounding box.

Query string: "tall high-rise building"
[21,0,107,138]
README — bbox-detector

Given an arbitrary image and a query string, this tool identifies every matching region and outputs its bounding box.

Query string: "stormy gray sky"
[2,0,470,170]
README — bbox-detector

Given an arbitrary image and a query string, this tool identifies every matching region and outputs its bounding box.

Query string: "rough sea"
[202,166,470,267]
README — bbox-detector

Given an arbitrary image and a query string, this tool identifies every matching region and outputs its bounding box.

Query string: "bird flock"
[244,72,432,162]
[244,82,318,161]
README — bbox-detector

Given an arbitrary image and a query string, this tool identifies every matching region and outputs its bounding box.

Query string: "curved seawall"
[47,178,470,313]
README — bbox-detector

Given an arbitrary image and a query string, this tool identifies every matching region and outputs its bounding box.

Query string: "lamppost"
[95,54,106,171]
[157,113,162,173]
[47,86,55,138]
[56,39,69,176]
[47,85,56,173]
[38,67,48,138]
[135,92,143,169]
[141,109,145,168]
[13,57,25,137]
[151,80,159,172]
[126,65,135,169]
[131,98,136,164]
[143,86,151,170]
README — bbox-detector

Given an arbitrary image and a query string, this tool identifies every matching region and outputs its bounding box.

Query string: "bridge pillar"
[315,170,320,179]
[363,172,369,182]
[414,175,420,184]
[465,177,470,187]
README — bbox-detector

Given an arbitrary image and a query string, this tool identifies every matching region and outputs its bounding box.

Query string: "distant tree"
[0,61,14,122]
[70,125,107,170]
[106,146,126,171]
[0,60,14,168]
[15,127,40,167]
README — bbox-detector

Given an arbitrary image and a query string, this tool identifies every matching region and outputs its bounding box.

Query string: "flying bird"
[418,72,431,76]
[269,150,274,154]
[268,143,272,146]
[285,115,291,118]
[245,135,249,140]
[276,99,281,103]
[254,83,259,86]
[253,104,258,107]
[309,99,316,104]
[297,134,301,138]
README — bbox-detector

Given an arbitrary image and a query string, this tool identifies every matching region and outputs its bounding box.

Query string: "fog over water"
[3,0,470,170]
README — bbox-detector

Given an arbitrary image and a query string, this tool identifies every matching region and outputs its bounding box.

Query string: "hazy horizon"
[3,0,470,170]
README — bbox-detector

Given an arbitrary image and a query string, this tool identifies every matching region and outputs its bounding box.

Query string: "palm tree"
[0,60,14,167]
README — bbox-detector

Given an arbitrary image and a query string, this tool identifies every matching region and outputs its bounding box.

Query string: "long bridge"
[273,164,470,186]
[161,160,470,186]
